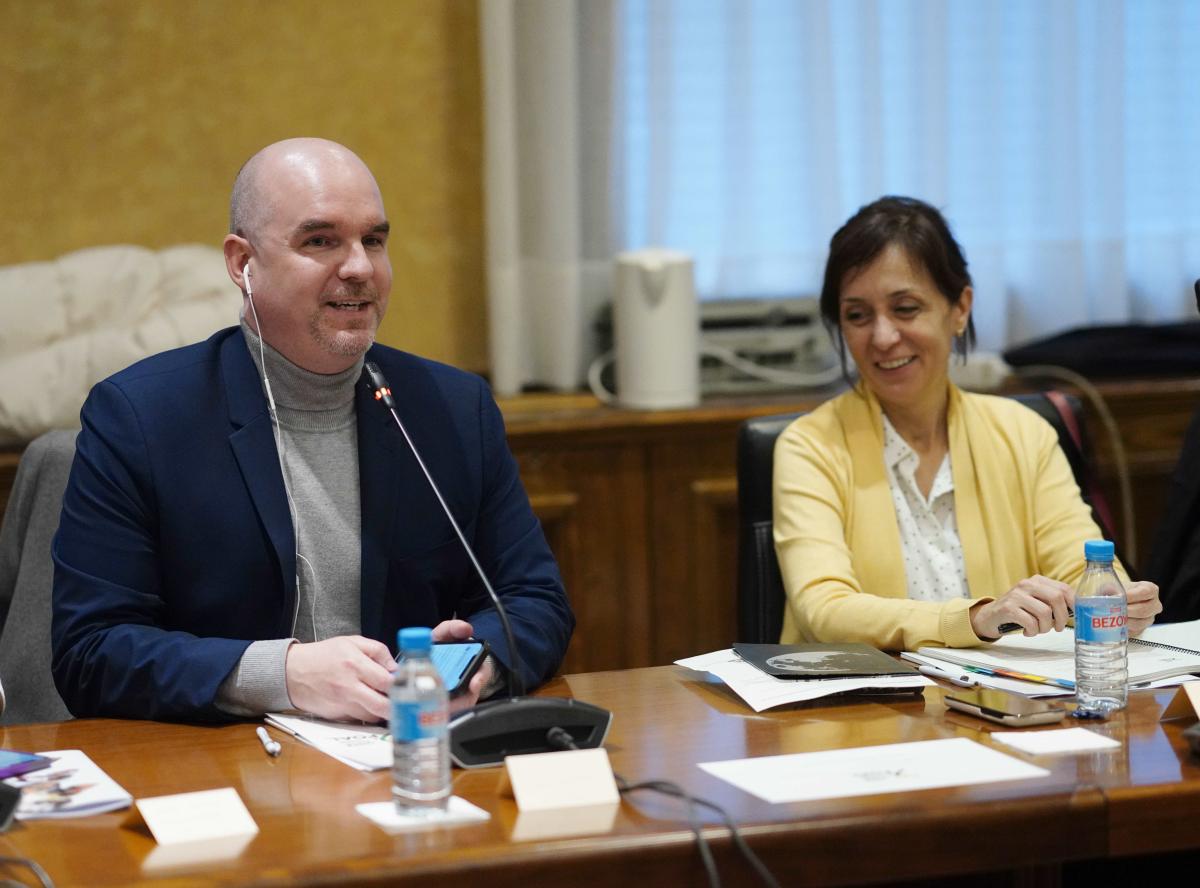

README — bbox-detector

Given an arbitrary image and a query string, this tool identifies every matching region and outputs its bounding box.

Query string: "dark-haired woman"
[773,196,1161,649]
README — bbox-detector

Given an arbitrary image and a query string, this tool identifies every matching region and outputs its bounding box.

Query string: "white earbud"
[243,263,253,299]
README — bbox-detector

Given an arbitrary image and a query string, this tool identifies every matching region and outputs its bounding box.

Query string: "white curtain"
[480,0,620,395]
[483,0,1200,392]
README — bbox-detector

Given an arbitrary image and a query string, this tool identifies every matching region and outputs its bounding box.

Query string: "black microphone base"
[448,697,613,769]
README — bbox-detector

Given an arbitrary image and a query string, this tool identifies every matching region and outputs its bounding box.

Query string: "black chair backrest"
[734,392,1103,644]
[736,413,802,645]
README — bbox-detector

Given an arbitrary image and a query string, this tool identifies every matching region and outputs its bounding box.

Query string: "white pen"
[256,725,282,757]
[918,664,978,687]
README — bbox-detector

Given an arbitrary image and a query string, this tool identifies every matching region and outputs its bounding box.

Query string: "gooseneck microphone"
[362,361,528,695]
[362,361,611,767]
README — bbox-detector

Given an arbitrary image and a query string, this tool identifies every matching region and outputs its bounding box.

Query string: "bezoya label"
[1075,597,1128,644]
[393,700,448,742]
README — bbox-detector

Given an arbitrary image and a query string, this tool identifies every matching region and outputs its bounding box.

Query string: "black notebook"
[733,643,919,680]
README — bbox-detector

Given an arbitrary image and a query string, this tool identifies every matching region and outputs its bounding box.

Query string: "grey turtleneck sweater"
[214,321,364,716]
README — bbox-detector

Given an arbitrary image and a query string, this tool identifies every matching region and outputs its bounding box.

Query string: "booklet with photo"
[732,643,919,680]
[3,749,132,819]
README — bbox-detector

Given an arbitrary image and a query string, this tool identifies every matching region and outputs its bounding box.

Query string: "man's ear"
[223,234,252,292]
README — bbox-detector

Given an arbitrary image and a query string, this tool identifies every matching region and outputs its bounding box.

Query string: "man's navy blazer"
[51,327,573,721]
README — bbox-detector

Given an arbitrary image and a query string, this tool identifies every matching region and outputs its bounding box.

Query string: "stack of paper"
[4,749,132,819]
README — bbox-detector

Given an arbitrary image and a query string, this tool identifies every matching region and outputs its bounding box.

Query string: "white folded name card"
[502,747,620,812]
[1161,681,1200,723]
[133,787,259,846]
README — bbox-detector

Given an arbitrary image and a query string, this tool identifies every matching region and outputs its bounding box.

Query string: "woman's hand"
[969,575,1074,641]
[1124,580,1162,636]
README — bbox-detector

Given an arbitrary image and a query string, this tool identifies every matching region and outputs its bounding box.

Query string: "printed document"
[699,737,1048,803]
[266,713,390,771]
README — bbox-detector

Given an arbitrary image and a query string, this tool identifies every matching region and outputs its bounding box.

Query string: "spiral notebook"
[915,619,1200,687]
[1130,620,1200,657]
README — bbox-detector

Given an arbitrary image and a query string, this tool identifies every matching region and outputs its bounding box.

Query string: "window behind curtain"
[614,0,1200,352]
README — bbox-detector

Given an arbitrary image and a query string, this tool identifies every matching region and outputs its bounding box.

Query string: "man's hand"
[285,636,395,723]
[969,575,1074,640]
[431,619,491,712]
[1125,580,1163,636]
[431,618,475,644]
[449,658,496,714]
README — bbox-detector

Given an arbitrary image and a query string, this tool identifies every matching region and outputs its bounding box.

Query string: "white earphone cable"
[244,263,320,639]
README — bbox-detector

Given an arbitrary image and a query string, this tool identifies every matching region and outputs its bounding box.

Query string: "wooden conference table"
[1,667,1198,887]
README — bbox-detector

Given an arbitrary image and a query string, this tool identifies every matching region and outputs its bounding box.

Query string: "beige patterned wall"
[0,0,488,372]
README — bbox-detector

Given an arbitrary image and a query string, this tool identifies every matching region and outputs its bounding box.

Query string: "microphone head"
[1194,278,1199,314]
[362,361,397,409]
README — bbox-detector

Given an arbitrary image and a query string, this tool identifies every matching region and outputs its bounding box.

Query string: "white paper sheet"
[990,727,1121,756]
[675,649,930,712]
[699,737,1049,803]
[265,714,390,771]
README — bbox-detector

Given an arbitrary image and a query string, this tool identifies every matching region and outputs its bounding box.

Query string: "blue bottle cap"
[397,626,433,653]
[1083,540,1115,562]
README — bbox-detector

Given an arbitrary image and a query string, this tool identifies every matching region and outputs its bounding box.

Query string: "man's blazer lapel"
[220,333,297,633]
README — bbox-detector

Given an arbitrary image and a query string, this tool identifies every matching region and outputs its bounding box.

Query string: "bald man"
[51,139,573,722]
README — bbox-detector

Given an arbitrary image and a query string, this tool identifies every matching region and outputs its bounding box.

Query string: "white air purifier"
[611,249,700,410]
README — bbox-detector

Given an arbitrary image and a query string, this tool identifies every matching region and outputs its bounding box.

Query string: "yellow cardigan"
[773,384,1118,650]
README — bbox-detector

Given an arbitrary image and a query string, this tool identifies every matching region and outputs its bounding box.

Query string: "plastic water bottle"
[391,627,451,814]
[1073,540,1128,715]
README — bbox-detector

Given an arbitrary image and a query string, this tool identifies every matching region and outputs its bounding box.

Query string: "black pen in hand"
[997,610,1075,636]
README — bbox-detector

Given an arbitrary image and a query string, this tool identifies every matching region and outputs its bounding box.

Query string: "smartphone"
[943,687,1066,727]
[430,640,489,696]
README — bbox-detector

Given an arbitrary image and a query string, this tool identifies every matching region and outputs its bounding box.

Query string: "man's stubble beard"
[309,297,382,358]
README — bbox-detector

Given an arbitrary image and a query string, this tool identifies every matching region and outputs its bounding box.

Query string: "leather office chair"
[735,392,1110,644]
[0,430,77,724]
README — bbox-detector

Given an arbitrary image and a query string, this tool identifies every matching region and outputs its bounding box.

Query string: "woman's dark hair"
[819,196,976,376]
